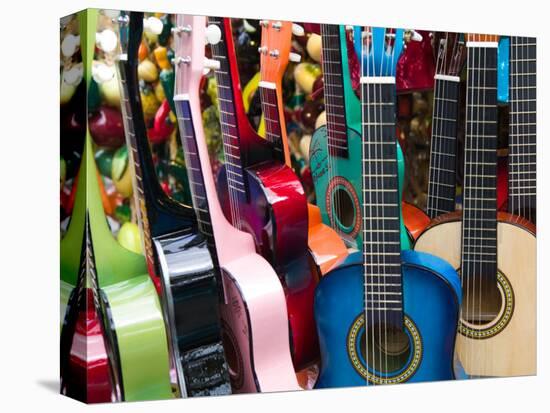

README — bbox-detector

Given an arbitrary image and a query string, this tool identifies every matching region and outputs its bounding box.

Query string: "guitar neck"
[208,17,248,206]
[118,13,192,241]
[361,77,403,328]
[508,36,536,222]
[259,83,287,163]
[462,42,499,287]
[426,75,460,218]
[321,24,349,157]
[175,100,218,256]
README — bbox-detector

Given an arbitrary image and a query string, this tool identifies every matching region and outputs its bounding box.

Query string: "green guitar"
[79,9,172,402]
[310,24,410,250]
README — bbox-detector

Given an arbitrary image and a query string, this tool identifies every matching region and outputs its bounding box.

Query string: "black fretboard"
[259,86,285,163]
[361,79,403,329]
[321,24,348,158]
[208,17,247,207]
[461,44,498,293]
[175,100,217,258]
[508,36,536,223]
[427,76,460,218]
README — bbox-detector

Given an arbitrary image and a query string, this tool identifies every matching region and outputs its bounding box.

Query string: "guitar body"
[414,212,536,376]
[402,202,431,241]
[315,250,461,387]
[217,161,319,368]
[219,254,302,392]
[310,123,413,250]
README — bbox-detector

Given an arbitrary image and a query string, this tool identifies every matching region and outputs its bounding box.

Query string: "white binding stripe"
[259,81,276,89]
[360,76,395,84]
[434,74,460,82]
[173,93,190,100]
[467,41,498,48]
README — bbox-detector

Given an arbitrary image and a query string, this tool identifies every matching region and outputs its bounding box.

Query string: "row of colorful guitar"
[59,9,536,403]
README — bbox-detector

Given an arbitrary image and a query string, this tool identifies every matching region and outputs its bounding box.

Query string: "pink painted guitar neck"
[173,14,300,393]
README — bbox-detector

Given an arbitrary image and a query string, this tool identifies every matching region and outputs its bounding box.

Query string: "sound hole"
[462,280,503,326]
[360,323,412,374]
[332,187,355,229]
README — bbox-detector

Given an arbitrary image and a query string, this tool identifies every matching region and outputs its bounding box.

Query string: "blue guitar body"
[314,250,461,388]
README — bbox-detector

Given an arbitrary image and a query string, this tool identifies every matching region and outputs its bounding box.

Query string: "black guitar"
[116,11,230,397]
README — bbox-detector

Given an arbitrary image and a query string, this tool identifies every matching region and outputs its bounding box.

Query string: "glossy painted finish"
[314,250,461,388]
[402,202,431,240]
[497,37,510,104]
[174,15,300,393]
[63,289,115,403]
[119,12,229,397]
[83,11,172,400]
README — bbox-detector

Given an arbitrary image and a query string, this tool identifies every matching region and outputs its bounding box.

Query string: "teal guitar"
[314,27,462,388]
[310,25,410,250]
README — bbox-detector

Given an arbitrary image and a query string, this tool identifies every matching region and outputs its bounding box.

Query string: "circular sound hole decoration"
[458,270,514,340]
[221,320,244,390]
[326,177,361,238]
[347,314,422,384]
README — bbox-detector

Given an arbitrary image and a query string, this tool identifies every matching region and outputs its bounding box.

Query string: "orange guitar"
[258,19,348,274]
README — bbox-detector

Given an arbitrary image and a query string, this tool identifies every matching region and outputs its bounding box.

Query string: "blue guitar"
[314,27,462,388]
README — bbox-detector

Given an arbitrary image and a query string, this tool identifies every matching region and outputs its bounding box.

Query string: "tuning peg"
[205,24,222,45]
[289,52,301,63]
[96,29,118,53]
[61,34,80,58]
[362,30,371,38]
[258,46,268,54]
[269,49,280,58]
[259,20,269,28]
[292,23,304,37]
[63,64,84,86]
[173,56,191,66]
[92,62,114,84]
[144,16,163,35]
[204,58,221,71]
[345,25,354,32]
[272,21,282,30]
[171,25,192,35]
[405,29,423,42]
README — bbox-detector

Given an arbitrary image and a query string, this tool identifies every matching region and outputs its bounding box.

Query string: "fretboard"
[208,17,247,205]
[461,43,498,289]
[508,36,536,223]
[175,100,217,255]
[259,85,285,163]
[426,75,460,218]
[361,78,403,328]
[321,24,348,157]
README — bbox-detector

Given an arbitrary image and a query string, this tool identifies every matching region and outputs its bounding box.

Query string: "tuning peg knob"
[289,52,302,63]
[410,30,423,42]
[292,23,304,37]
[258,46,268,54]
[205,24,222,45]
[204,58,220,71]
[259,20,269,28]
[61,34,80,57]
[96,29,117,53]
[144,16,163,35]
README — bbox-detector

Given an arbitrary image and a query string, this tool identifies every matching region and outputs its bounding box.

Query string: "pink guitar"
[173,15,300,394]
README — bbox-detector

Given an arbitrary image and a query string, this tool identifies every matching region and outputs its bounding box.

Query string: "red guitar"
[209,17,319,370]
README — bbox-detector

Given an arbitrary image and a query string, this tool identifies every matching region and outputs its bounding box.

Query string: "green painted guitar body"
[310,25,410,251]
[63,9,173,402]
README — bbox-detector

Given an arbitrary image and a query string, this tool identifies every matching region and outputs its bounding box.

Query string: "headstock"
[173,15,221,96]
[465,33,499,43]
[258,20,303,83]
[434,32,466,77]
[353,27,406,77]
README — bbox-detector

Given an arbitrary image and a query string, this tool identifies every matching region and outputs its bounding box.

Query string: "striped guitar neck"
[508,36,536,224]
[426,33,466,219]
